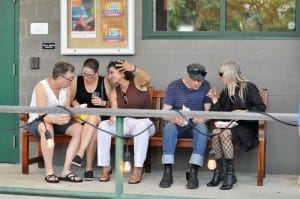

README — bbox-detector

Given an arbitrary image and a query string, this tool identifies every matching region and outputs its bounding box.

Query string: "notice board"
[60,0,134,55]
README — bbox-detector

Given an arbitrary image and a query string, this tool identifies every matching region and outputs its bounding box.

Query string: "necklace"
[120,81,129,93]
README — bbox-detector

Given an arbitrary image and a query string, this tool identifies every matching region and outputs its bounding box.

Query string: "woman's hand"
[116,60,135,72]
[206,87,220,104]
[91,96,106,106]
[206,87,219,99]
[53,114,70,125]
[109,116,116,125]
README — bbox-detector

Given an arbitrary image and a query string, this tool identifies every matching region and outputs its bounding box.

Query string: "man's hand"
[172,117,188,126]
[192,117,206,124]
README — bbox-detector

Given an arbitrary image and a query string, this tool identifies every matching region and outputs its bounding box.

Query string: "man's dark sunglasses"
[188,68,207,77]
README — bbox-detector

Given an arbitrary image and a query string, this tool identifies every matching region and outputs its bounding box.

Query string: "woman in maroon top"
[97,60,155,184]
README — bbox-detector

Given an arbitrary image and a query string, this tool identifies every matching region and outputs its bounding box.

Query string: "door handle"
[12,135,16,148]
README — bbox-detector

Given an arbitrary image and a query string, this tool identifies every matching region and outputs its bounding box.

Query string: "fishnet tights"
[211,129,234,159]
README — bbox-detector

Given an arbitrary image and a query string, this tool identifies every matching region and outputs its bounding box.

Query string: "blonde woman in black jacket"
[206,61,266,190]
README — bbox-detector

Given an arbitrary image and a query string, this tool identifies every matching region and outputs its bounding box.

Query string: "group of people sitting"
[27,58,266,190]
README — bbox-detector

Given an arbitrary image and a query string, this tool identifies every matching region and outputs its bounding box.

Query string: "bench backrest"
[150,88,268,138]
[150,88,165,137]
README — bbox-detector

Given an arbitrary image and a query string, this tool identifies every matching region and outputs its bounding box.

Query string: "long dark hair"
[107,61,135,81]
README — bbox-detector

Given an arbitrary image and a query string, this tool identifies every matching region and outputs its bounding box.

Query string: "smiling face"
[108,66,124,84]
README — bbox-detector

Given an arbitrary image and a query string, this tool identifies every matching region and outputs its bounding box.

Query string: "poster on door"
[61,0,134,55]
[102,21,126,42]
[71,0,96,38]
[102,0,126,17]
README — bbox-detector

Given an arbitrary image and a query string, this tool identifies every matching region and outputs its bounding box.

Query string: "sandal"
[128,167,143,184]
[45,174,59,183]
[99,167,112,182]
[59,172,83,183]
[72,155,82,167]
[84,170,94,181]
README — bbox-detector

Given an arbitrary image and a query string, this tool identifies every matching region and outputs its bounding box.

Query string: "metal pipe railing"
[0,105,298,199]
[0,105,297,121]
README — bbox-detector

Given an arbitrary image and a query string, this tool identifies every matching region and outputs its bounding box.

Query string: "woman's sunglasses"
[218,72,224,77]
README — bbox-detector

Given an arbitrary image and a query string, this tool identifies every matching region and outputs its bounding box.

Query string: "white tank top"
[28,79,68,122]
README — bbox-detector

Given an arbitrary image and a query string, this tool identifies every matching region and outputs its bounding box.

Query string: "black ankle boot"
[186,164,199,189]
[207,159,224,187]
[220,159,237,190]
[159,164,173,188]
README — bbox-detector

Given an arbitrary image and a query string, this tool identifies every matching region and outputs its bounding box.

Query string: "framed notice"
[60,0,135,55]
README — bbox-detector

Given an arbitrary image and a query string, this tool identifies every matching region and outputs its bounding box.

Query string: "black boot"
[159,164,173,188]
[220,159,237,190]
[186,164,199,189]
[207,158,224,187]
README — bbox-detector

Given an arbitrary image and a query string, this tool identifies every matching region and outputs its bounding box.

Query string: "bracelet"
[102,101,107,106]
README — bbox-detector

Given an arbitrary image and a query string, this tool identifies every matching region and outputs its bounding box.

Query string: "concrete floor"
[0,164,299,199]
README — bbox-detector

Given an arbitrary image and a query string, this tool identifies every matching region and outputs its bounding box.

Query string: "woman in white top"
[27,61,83,183]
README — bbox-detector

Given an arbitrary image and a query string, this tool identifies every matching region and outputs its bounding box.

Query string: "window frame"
[142,0,300,39]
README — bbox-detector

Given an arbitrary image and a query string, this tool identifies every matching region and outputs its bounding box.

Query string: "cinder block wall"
[19,0,300,174]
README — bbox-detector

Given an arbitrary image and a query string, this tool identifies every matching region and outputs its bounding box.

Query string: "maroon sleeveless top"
[116,79,151,109]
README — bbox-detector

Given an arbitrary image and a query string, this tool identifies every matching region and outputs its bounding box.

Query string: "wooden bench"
[20,88,268,186]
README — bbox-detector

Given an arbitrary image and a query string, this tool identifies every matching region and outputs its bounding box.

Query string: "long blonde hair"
[219,61,248,102]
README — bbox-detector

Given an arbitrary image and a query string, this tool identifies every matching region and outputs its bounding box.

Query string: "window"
[143,0,300,39]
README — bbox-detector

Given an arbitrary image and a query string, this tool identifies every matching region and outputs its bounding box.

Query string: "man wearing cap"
[159,63,211,189]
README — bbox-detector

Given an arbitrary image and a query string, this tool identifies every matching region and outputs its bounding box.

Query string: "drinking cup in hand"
[92,92,100,98]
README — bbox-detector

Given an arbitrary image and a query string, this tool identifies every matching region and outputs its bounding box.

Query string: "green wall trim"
[14,0,20,164]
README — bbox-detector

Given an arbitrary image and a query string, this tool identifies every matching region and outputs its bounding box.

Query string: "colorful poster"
[71,0,96,38]
[102,0,126,17]
[102,22,126,42]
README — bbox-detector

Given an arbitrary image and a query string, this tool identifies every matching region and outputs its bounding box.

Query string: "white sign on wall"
[30,23,48,35]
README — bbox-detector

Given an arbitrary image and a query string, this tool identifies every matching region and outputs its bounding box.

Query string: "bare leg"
[38,122,55,176]
[77,115,100,158]
[61,123,82,178]
[85,132,97,172]
[99,166,112,182]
